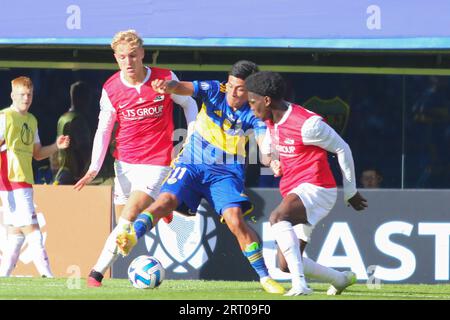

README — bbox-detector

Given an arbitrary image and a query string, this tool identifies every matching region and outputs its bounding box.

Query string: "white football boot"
[327,271,357,295]
[284,276,313,296]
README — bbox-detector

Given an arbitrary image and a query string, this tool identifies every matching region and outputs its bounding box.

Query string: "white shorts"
[0,188,38,227]
[113,160,171,205]
[287,183,337,242]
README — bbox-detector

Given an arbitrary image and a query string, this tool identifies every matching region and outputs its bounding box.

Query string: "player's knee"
[222,209,246,234]
[157,193,177,209]
[269,210,287,225]
[225,216,241,234]
[151,193,178,218]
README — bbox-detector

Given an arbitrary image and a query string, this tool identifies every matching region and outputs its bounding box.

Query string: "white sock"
[272,221,306,288]
[93,217,131,275]
[0,233,25,277]
[303,257,346,286]
[26,230,53,278]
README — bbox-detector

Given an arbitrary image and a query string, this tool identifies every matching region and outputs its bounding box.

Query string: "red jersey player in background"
[0,76,70,278]
[245,71,367,296]
[74,30,198,287]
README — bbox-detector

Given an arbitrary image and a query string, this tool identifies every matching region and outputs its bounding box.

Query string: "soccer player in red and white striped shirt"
[246,71,367,296]
[74,30,198,287]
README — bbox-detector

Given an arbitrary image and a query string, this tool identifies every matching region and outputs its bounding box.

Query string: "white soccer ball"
[128,255,165,289]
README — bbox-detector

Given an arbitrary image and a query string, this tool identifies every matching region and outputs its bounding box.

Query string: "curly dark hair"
[245,71,286,100]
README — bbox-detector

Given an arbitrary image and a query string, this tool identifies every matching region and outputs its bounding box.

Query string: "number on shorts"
[170,167,187,180]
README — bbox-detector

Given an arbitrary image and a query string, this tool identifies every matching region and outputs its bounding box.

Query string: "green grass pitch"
[0,277,449,300]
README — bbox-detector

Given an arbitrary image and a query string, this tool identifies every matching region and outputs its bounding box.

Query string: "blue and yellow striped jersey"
[177,80,266,178]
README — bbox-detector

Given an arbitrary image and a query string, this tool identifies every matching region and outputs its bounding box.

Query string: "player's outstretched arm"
[33,135,70,160]
[151,79,194,96]
[347,192,368,211]
[74,170,98,191]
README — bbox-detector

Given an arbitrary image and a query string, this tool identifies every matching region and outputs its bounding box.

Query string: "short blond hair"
[111,30,143,51]
[11,76,33,90]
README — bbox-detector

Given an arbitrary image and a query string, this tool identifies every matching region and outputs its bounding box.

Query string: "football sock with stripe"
[134,211,154,239]
[243,242,270,279]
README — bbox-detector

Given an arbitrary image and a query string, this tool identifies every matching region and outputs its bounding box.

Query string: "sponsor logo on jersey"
[227,113,235,121]
[20,123,34,145]
[223,119,232,131]
[118,102,130,109]
[276,144,296,154]
[284,138,295,145]
[234,120,242,131]
[121,105,164,120]
[214,110,222,118]
[200,82,210,91]
[153,95,165,102]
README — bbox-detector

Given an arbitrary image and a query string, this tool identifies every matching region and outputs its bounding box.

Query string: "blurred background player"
[360,168,383,188]
[55,81,93,184]
[73,30,198,287]
[116,60,286,294]
[0,76,70,277]
[245,71,367,296]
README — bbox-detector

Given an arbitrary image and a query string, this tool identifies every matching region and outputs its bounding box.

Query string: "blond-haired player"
[74,30,198,287]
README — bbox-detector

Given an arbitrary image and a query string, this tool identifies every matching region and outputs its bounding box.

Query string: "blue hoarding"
[2,1,450,49]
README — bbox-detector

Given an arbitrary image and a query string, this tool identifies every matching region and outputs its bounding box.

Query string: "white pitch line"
[342,291,450,300]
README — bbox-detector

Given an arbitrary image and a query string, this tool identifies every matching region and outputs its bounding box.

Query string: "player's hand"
[347,192,368,211]
[151,79,172,94]
[270,160,283,177]
[74,170,98,191]
[56,135,70,149]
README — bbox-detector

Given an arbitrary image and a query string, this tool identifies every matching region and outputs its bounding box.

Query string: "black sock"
[89,270,104,282]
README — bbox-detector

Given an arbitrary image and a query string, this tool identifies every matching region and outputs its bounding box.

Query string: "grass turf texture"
[0,277,450,300]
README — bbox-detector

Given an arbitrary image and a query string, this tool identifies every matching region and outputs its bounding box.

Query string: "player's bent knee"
[222,210,246,234]
[269,210,287,225]
[150,193,178,218]
[157,193,178,208]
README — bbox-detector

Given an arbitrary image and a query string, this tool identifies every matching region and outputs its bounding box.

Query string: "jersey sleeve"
[0,113,5,141]
[34,128,41,144]
[88,89,117,172]
[192,80,222,105]
[302,116,357,203]
[169,71,198,127]
[251,117,267,139]
[260,128,272,155]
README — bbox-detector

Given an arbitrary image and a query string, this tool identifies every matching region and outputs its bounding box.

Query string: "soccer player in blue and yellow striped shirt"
[116,61,285,294]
